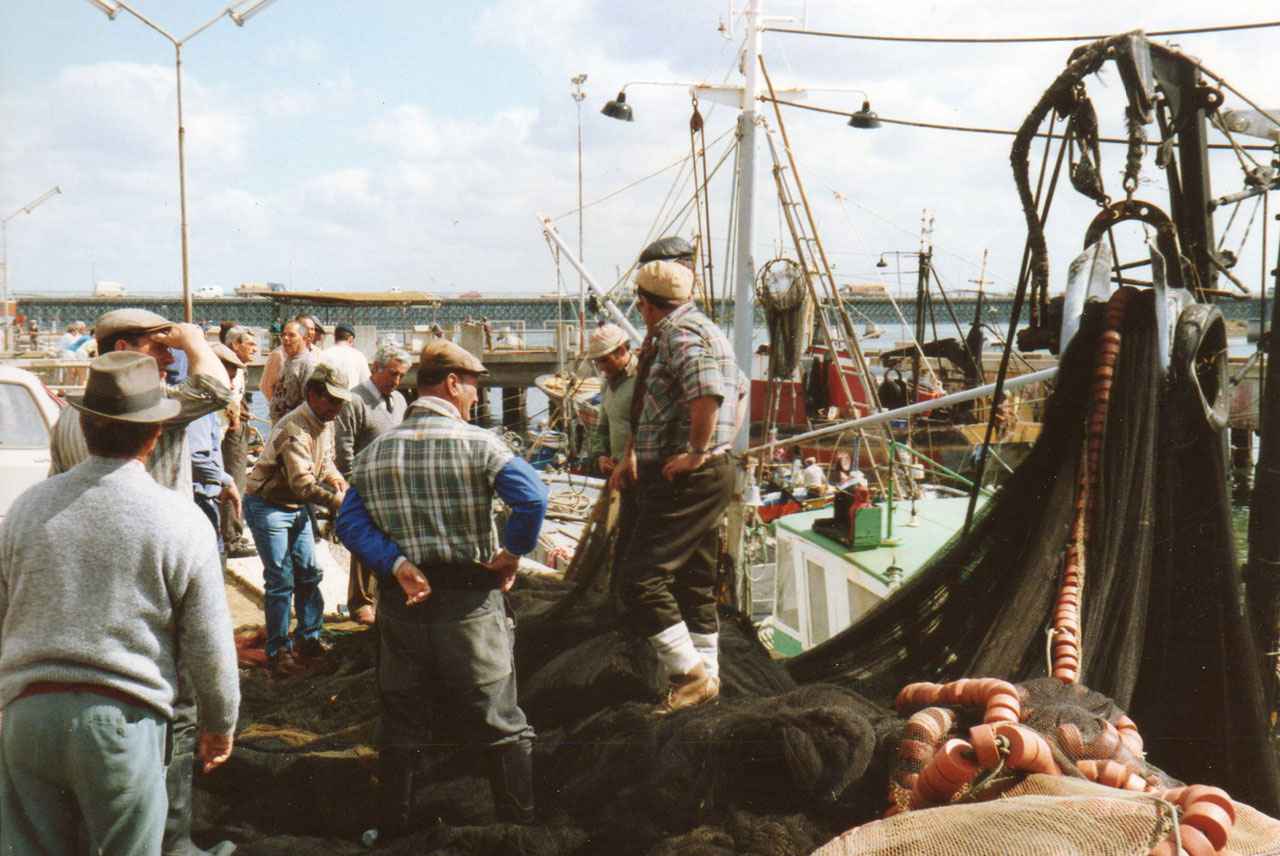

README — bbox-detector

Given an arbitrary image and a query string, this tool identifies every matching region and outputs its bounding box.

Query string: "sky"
[0,0,1276,302]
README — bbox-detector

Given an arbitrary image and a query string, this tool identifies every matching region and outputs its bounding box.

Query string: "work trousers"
[244,493,324,657]
[220,419,249,547]
[347,555,378,617]
[0,692,167,856]
[620,454,734,637]
[377,587,534,749]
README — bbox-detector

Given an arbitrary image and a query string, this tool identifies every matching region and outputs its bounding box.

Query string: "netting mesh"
[197,290,1280,853]
[813,775,1280,856]
[788,290,1280,815]
[757,258,814,380]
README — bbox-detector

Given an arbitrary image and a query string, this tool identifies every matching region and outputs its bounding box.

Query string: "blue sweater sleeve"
[334,486,404,578]
[494,457,548,556]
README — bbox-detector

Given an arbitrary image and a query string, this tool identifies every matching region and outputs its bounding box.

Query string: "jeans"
[0,692,167,856]
[244,493,324,657]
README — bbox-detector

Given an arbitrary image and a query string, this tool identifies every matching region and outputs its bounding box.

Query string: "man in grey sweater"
[334,343,410,624]
[0,351,240,856]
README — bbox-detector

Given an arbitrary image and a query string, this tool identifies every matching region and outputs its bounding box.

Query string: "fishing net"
[191,287,1280,853]
[812,774,1280,856]
[788,289,1280,815]
[757,258,813,380]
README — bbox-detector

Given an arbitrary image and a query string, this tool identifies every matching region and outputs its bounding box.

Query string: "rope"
[763,20,1280,44]
[761,97,1276,151]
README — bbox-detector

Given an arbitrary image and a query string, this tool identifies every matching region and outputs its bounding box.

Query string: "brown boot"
[652,661,720,716]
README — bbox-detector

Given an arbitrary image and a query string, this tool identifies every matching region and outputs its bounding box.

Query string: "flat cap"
[634,260,694,302]
[638,235,695,264]
[419,339,487,376]
[335,323,356,338]
[211,342,245,369]
[309,362,352,400]
[94,308,173,342]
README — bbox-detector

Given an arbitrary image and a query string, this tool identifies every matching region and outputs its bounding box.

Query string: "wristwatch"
[688,446,710,456]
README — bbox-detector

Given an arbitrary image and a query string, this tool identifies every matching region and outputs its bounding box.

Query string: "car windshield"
[0,382,49,447]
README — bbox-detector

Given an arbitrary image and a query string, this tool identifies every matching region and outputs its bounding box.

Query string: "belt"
[383,562,503,605]
[15,681,153,712]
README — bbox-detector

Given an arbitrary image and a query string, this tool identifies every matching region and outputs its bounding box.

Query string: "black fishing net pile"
[791,291,1280,815]
[194,291,1279,854]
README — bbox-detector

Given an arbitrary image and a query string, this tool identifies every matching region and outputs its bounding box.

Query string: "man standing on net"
[336,340,547,839]
[611,260,747,715]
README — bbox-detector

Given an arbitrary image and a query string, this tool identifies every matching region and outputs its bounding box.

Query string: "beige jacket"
[246,403,342,511]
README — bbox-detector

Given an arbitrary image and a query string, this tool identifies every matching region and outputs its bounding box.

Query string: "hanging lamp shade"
[602,91,634,121]
[848,99,882,130]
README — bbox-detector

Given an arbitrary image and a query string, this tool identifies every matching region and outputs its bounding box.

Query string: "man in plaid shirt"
[610,259,747,715]
[335,339,547,839]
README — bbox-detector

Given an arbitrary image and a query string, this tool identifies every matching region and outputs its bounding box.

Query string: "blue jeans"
[0,691,167,855]
[244,493,324,657]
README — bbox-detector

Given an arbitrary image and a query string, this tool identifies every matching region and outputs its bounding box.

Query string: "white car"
[0,366,64,520]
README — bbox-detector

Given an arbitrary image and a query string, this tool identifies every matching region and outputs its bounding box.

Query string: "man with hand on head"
[0,351,239,856]
[335,339,547,840]
[45,308,235,856]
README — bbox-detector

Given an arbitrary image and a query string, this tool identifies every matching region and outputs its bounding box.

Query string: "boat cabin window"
[0,383,48,448]
[775,537,800,632]
[806,559,830,643]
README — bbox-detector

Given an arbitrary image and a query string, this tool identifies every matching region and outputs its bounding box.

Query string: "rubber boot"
[488,740,536,824]
[163,746,237,856]
[374,746,417,841]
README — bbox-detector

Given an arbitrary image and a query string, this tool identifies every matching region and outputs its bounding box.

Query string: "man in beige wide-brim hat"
[0,351,239,856]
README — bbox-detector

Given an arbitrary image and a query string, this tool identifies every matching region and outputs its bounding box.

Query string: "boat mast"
[723,0,763,612]
[730,0,762,425]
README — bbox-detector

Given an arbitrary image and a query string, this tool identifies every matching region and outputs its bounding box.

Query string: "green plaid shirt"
[634,302,745,464]
[350,396,514,565]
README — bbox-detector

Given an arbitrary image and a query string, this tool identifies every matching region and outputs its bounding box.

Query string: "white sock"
[689,631,720,680]
[648,621,701,677]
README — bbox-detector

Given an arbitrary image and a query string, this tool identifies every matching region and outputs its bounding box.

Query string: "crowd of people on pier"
[0,236,748,853]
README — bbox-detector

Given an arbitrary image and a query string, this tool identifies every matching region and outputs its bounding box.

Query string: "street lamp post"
[2,187,61,351]
[83,0,282,323]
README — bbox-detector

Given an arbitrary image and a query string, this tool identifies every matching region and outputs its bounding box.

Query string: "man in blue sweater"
[336,339,547,840]
[0,351,239,855]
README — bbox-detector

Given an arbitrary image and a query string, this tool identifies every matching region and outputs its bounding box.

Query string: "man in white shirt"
[321,323,371,390]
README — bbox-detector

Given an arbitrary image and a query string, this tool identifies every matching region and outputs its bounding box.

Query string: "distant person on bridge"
[322,323,371,390]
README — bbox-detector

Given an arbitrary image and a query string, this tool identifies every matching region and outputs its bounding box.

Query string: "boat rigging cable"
[763,19,1280,44]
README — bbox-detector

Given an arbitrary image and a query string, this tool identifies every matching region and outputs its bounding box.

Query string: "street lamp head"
[876,254,888,268]
[84,0,120,19]
[228,0,279,26]
[848,99,882,130]
[601,90,634,122]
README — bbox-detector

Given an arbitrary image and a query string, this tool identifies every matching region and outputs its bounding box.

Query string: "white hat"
[585,324,628,359]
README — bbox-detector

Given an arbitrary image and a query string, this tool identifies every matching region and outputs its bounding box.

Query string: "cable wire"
[763,20,1280,44]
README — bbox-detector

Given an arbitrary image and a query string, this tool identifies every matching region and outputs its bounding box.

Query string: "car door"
[0,379,55,518]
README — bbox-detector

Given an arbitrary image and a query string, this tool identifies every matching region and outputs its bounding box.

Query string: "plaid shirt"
[633,302,745,464]
[351,396,515,565]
